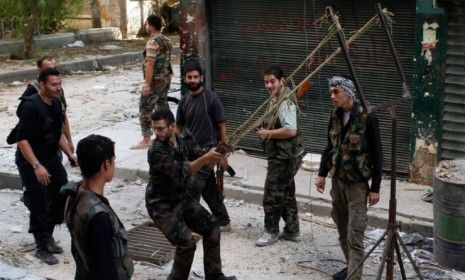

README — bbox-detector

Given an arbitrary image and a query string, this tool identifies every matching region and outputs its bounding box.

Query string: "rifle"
[214,142,235,198]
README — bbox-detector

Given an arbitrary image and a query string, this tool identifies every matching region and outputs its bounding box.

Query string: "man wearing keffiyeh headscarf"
[315,75,383,280]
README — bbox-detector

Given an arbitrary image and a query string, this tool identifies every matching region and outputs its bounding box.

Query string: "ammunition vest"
[263,87,304,159]
[329,104,372,182]
[63,182,134,279]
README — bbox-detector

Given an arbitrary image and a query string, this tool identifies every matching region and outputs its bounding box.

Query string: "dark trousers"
[330,178,369,280]
[187,166,230,226]
[147,196,222,280]
[263,157,301,234]
[16,153,67,235]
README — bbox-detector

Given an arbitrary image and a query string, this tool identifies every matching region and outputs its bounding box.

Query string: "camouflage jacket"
[143,33,173,88]
[145,131,203,204]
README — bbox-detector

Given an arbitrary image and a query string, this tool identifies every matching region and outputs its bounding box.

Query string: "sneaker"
[255,232,279,247]
[220,223,232,232]
[34,248,59,265]
[333,267,348,280]
[279,231,300,242]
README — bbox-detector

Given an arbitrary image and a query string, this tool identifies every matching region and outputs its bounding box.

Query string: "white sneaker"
[255,232,279,247]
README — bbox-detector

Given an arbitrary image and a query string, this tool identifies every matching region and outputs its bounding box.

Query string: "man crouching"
[145,108,236,280]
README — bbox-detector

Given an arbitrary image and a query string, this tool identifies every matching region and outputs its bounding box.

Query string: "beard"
[186,82,202,92]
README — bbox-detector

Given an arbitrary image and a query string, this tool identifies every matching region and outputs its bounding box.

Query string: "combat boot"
[34,233,59,265]
[333,267,348,280]
[279,230,300,242]
[44,233,63,254]
[205,272,237,280]
[35,247,59,265]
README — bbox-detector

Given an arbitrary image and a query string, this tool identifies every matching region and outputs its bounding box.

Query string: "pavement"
[66,118,434,237]
[0,117,433,236]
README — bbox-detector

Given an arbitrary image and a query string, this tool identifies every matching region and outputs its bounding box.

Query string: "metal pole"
[326,6,369,113]
[376,3,411,98]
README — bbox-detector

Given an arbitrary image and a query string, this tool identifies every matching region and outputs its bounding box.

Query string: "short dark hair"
[77,134,115,178]
[264,64,284,80]
[37,56,53,68]
[147,15,162,31]
[183,61,203,76]
[38,67,60,83]
[151,108,175,125]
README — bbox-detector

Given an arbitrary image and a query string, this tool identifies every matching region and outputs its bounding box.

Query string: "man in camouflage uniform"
[132,14,172,149]
[61,134,134,279]
[255,65,304,247]
[145,109,236,280]
[315,76,383,280]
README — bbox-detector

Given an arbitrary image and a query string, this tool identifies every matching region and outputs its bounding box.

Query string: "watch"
[32,161,41,170]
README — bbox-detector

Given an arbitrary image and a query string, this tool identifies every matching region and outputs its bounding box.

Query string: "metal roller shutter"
[207,0,415,173]
[441,4,465,159]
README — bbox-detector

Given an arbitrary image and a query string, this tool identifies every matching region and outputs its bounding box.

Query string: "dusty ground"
[0,65,463,279]
[0,34,180,73]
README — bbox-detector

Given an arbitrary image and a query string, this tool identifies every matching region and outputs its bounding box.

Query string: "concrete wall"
[66,0,152,36]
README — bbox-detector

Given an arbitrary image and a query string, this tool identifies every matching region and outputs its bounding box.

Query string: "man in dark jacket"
[146,108,236,280]
[62,134,134,279]
[315,75,383,280]
[14,68,76,265]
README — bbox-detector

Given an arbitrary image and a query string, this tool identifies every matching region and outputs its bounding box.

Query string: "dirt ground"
[0,64,463,280]
[0,34,179,73]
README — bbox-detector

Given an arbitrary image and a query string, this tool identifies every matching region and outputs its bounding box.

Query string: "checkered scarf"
[329,76,356,100]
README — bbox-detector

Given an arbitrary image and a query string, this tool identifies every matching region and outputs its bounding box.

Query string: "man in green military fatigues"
[255,65,304,247]
[315,76,383,280]
[61,135,134,279]
[145,109,236,280]
[132,14,173,149]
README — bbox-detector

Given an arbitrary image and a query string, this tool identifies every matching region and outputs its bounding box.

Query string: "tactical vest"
[143,34,173,86]
[262,87,304,159]
[63,182,134,279]
[329,104,372,182]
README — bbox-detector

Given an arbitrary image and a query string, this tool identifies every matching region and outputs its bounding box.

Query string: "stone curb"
[0,166,433,237]
[0,28,122,55]
[112,167,434,237]
[0,52,143,83]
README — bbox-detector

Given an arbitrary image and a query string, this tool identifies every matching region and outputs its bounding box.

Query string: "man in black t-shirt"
[20,56,74,153]
[15,68,77,265]
[176,62,231,231]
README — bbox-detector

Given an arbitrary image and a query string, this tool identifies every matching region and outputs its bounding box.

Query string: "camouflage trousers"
[263,156,302,234]
[139,84,169,138]
[147,196,221,280]
[330,178,369,280]
[186,166,230,226]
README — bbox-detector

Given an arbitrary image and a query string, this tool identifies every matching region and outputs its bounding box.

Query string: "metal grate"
[127,221,175,266]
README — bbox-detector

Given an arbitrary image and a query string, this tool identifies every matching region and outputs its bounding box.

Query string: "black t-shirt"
[176,89,226,148]
[16,94,63,160]
[84,194,119,280]
[21,82,67,112]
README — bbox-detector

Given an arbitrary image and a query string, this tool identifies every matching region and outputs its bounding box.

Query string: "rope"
[228,10,394,149]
